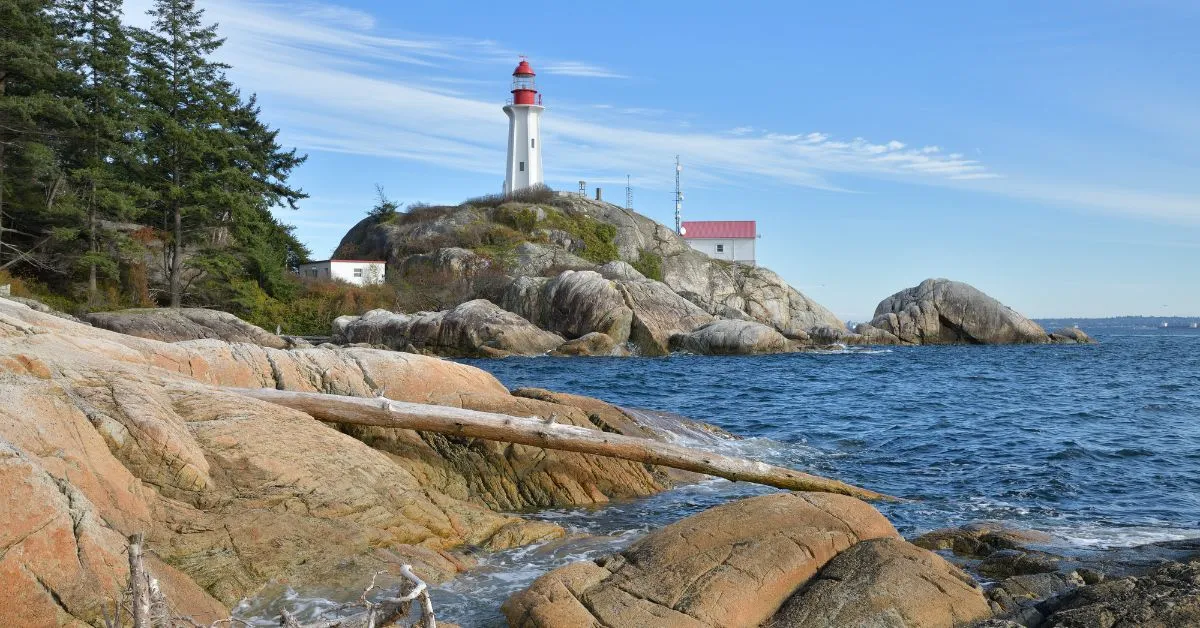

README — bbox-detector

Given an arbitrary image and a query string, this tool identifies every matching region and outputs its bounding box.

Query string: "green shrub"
[465,183,558,209]
[494,205,541,233]
[632,251,664,281]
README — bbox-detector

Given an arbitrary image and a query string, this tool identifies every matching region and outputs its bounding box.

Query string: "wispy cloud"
[120,0,1200,224]
[540,61,629,79]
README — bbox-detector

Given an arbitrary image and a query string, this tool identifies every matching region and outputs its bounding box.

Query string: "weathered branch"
[228,387,896,502]
[127,534,151,628]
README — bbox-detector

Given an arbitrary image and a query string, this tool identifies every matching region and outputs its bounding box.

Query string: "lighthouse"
[503,57,544,195]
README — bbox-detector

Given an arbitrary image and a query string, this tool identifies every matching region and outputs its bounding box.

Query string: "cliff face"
[333,195,846,353]
[0,298,684,624]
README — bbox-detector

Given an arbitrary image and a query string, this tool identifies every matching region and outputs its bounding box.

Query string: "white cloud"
[122,0,1200,224]
[541,61,629,79]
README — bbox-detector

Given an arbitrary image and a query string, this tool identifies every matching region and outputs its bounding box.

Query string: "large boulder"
[335,300,565,357]
[619,278,715,356]
[1048,327,1097,344]
[86,307,289,348]
[859,279,1050,345]
[550,331,627,356]
[504,493,988,628]
[500,270,634,343]
[669,319,791,355]
[768,537,991,627]
[0,297,685,622]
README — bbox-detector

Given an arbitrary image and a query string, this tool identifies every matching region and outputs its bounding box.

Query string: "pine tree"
[0,0,75,271]
[57,0,143,302]
[130,0,228,307]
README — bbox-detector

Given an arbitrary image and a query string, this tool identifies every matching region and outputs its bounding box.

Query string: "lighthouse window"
[519,161,525,172]
[531,138,536,148]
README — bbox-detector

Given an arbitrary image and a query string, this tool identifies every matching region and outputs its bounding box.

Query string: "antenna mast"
[625,174,632,209]
[674,155,683,234]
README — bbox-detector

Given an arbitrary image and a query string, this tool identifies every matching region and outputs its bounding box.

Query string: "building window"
[531,138,535,148]
[519,161,525,172]
[353,268,363,278]
[716,244,725,253]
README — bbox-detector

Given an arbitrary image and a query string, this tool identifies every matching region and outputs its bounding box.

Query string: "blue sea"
[238,323,1200,626]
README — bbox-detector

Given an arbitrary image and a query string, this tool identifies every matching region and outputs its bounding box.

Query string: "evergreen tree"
[57,0,143,302]
[0,0,75,270]
[131,0,306,307]
[130,0,227,307]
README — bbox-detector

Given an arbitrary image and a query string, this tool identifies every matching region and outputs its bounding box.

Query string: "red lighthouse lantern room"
[511,57,541,106]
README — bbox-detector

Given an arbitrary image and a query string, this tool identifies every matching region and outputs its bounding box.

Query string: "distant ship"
[1161,321,1169,328]
[1191,323,1198,329]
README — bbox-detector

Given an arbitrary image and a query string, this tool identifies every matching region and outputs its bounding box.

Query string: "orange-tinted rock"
[504,492,900,627]
[0,297,679,622]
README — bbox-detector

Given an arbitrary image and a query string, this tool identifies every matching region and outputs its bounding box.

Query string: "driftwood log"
[229,387,895,502]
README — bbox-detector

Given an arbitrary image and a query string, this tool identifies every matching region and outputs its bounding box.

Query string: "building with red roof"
[680,220,757,265]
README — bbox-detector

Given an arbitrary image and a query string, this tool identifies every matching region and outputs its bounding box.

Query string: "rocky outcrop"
[0,298,686,623]
[334,196,849,345]
[1048,327,1097,344]
[334,299,565,357]
[1,295,87,323]
[86,307,289,348]
[669,319,791,355]
[620,278,715,355]
[770,537,991,627]
[503,492,989,628]
[550,331,627,356]
[1031,559,1200,627]
[501,270,634,343]
[858,279,1052,345]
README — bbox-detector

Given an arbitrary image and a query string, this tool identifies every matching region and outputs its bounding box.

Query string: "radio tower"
[625,175,633,209]
[674,155,683,234]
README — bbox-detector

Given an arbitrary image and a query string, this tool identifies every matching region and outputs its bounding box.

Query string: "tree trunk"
[0,73,6,268]
[169,203,181,307]
[228,387,895,502]
[0,140,6,269]
[88,188,97,300]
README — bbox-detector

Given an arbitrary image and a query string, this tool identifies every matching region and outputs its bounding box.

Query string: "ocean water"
[237,325,1200,626]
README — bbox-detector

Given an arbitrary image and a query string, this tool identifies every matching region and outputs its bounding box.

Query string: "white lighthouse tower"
[503,57,544,195]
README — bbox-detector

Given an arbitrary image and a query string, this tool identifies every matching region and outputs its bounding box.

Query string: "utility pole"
[674,155,683,234]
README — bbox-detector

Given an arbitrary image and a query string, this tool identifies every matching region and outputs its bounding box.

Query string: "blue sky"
[125,1,1200,319]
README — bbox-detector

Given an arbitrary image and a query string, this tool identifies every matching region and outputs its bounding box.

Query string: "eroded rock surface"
[504,492,904,627]
[0,298,682,624]
[770,537,991,627]
[86,306,289,348]
[505,493,993,628]
[334,299,565,357]
[669,318,791,355]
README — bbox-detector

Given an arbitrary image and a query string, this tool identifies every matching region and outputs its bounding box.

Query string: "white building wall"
[683,237,756,264]
[503,104,544,194]
[297,261,386,286]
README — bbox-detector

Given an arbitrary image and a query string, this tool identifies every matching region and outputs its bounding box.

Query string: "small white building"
[297,259,386,286]
[681,221,757,265]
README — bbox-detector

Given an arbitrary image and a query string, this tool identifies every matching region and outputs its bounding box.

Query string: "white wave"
[1046,524,1200,548]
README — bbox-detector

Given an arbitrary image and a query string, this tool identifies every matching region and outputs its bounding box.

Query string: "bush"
[494,205,540,234]
[632,251,664,281]
[464,183,560,209]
